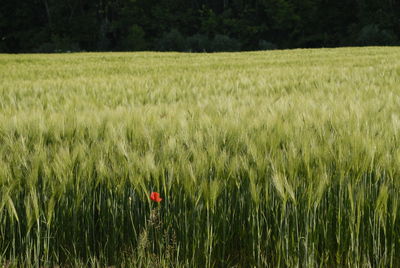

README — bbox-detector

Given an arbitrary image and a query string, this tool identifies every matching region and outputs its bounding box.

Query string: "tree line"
[1,0,399,53]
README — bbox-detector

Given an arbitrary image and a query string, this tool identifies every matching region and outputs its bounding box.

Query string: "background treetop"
[1,0,399,53]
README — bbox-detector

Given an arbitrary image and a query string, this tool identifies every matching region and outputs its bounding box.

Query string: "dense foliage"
[1,0,399,53]
[1,48,400,266]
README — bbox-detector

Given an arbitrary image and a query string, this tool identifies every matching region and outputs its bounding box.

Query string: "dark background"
[1,0,399,53]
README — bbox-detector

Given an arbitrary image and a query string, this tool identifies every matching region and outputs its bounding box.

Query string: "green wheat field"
[1,47,400,267]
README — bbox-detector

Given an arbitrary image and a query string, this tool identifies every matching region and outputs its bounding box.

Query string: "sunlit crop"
[1,47,400,267]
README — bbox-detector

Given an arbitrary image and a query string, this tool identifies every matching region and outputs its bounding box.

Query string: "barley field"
[1,47,400,267]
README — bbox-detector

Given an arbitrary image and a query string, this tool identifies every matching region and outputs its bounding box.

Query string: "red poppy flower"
[150,192,162,202]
